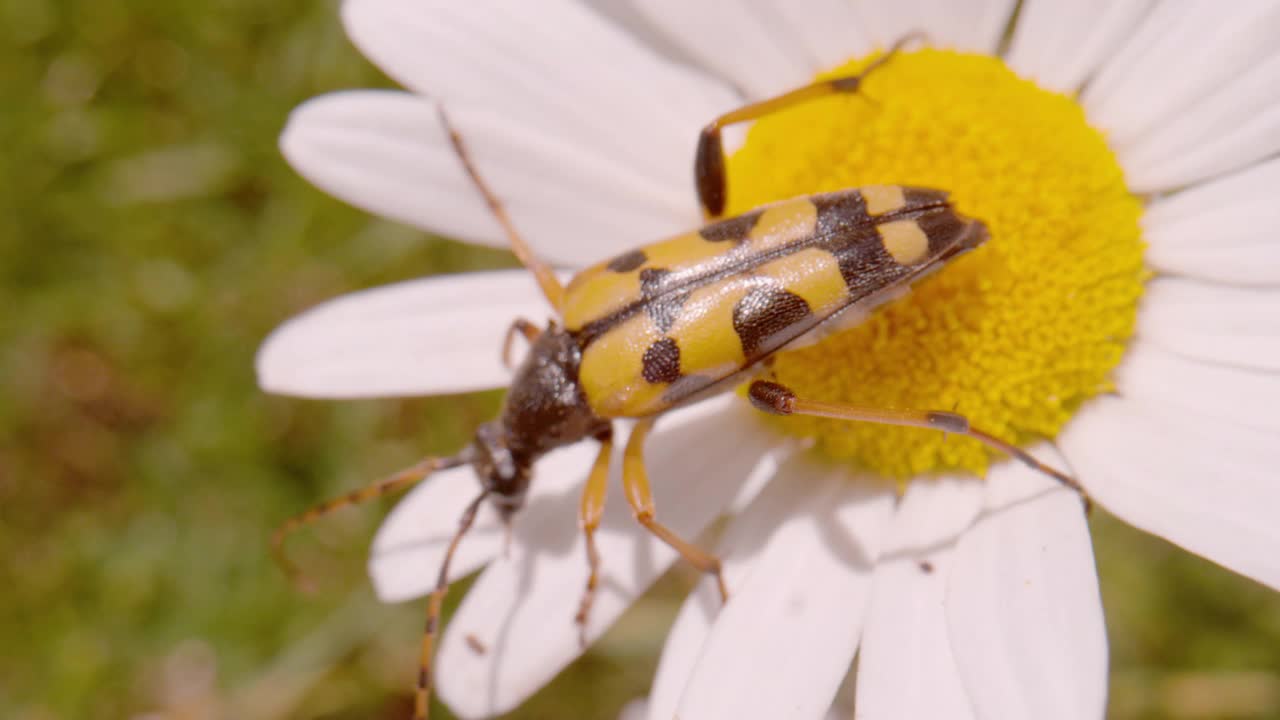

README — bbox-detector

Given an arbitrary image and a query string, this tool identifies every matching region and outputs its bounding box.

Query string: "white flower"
[258,1,1280,719]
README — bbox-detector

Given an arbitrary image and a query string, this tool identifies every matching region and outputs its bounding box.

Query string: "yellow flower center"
[726,49,1145,478]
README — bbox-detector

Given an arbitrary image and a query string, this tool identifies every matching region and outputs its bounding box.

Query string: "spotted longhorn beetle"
[273,37,1083,720]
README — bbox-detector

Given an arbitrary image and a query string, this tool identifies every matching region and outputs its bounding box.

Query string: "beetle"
[272,38,1082,720]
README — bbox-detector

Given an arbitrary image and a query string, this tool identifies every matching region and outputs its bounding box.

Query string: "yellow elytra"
[566,187,987,418]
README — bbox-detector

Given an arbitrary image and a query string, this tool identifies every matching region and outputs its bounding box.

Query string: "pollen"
[727,49,1145,479]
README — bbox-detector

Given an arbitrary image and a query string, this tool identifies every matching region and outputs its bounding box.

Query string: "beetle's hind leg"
[439,109,566,311]
[746,379,1089,506]
[694,32,927,218]
[622,418,729,601]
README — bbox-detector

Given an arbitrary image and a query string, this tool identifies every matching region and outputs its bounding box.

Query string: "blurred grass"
[1,1,1277,719]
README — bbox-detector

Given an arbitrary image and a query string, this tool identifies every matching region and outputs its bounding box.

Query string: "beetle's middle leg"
[694,32,926,218]
[621,417,729,601]
[574,427,614,647]
[439,110,566,311]
[746,379,1089,504]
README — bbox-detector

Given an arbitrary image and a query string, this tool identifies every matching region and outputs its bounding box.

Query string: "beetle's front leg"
[501,317,541,369]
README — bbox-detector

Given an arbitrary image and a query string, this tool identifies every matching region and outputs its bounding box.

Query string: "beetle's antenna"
[271,452,472,592]
[416,489,490,720]
[438,107,566,312]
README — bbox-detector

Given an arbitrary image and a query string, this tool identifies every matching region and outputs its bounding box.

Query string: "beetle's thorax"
[469,324,608,519]
[498,323,609,461]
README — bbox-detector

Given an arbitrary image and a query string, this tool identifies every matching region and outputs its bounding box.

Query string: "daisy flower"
[258,1,1280,718]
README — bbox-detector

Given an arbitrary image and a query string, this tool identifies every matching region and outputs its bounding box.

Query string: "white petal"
[1121,49,1280,173]
[946,448,1106,720]
[1142,156,1280,285]
[435,397,778,718]
[1143,243,1280,287]
[1114,343,1280,434]
[1141,154,1280,228]
[851,0,1016,54]
[727,440,796,513]
[1137,278,1280,372]
[1078,0,1197,117]
[256,270,544,398]
[1121,57,1280,192]
[856,476,985,720]
[369,443,599,603]
[280,91,693,265]
[631,0,824,98]
[1084,2,1280,152]
[753,0,875,73]
[676,472,895,720]
[1122,396,1280,480]
[1005,0,1154,94]
[341,0,737,194]
[1060,396,1280,591]
[646,453,813,720]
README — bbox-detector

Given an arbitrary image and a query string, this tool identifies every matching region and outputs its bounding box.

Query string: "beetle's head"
[468,420,532,523]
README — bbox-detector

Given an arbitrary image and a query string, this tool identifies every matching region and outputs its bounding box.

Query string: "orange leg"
[501,317,541,369]
[271,455,467,592]
[439,109,566,311]
[747,379,1088,503]
[622,418,728,601]
[573,429,614,646]
[415,490,489,720]
[694,32,925,218]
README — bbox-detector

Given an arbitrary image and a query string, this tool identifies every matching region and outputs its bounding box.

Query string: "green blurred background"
[2,1,1278,718]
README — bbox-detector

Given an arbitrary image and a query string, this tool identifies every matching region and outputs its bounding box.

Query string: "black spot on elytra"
[647,292,690,333]
[605,248,647,273]
[641,338,681,384]
[901,187,950,212]
[831,233,903,292]
[733,286,812,359]
[810,191,902,292]
[699,208,763,242]
[636,267,688,332]
[812,190,870,240]
[914,207,966,256]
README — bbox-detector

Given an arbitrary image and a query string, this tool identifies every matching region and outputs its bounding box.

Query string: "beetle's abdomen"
[565,186,987,418]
